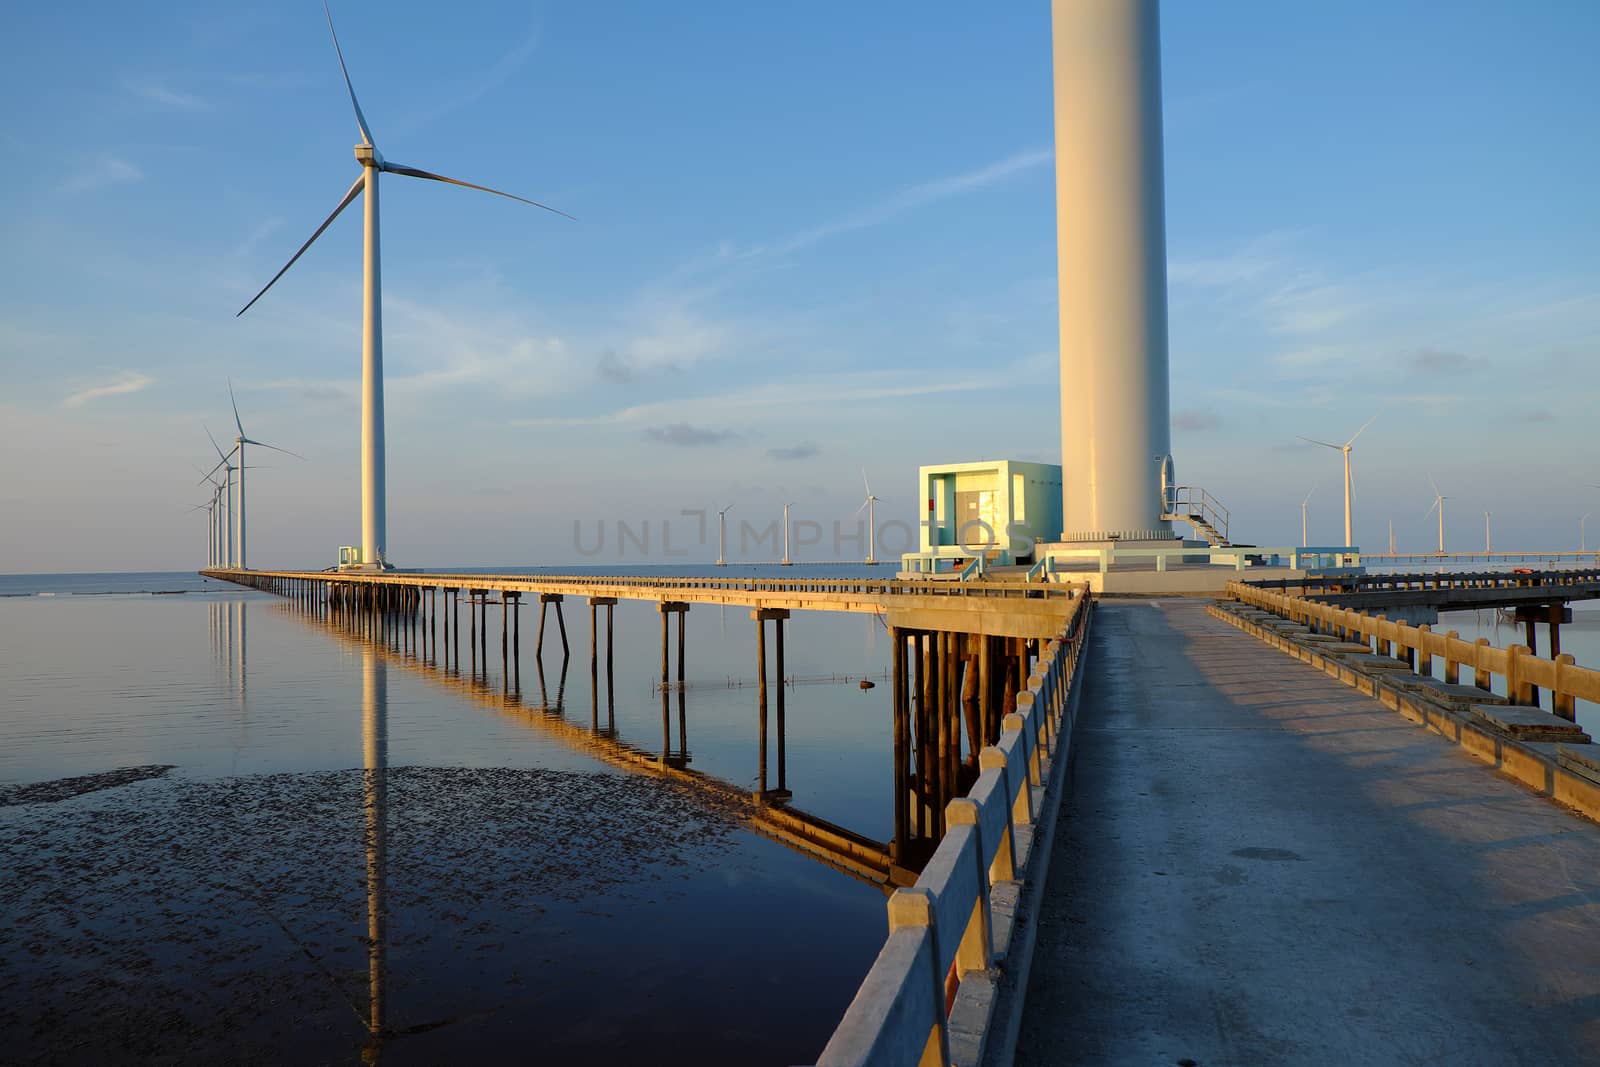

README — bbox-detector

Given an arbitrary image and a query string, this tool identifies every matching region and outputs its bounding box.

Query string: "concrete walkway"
[1016,601,1600,1067]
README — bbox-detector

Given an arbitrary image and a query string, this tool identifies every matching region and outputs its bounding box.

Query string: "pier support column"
[776,613,786,795]
[912,631,926,840]
[752,608,791,803]
[891,625,910,863]
[658,601,690,691]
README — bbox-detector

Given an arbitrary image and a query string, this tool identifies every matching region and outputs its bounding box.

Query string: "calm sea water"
[0,566,901,1065]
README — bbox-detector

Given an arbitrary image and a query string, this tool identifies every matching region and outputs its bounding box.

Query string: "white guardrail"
[813,591,1094,1067]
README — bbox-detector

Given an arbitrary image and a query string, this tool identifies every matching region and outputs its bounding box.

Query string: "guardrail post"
[1473,637,1492,691]
[1554,654,1577,722]
[1443,630,1461,685]
[944,798,995,975]
[1507,644,1533,705]
[1375,615,1391,656]
[886,889,950,1067]
[976,748,1018,882]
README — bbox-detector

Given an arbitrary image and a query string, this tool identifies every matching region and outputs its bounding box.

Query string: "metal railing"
[814,592,1093,1067]
[202,568,1082,603]
[1228,580,1600,720]
[1163,485,1230,543]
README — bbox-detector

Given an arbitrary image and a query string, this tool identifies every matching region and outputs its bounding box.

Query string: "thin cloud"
[61,156,142,194]
[773,146,1051,256]
[767,443,820,461]
[515,370,1013,429]
[396,19,542,135]
[1173,410,1221,433]
[596,349,634,384]
[643,423,736,447]
[1407,348,1483,374]
[63,372,153,408]
[127,81,210,111]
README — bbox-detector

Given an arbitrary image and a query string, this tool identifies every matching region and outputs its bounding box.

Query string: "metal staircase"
[1163,485,1231,546]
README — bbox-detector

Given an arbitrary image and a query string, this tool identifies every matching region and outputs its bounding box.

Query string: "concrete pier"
[1016,601,1600,1065]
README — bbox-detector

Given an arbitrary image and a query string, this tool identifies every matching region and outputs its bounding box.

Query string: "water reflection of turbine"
[274,596,903,891]
[361,643,388,1061]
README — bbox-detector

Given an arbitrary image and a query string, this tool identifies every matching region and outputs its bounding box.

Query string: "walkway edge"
[814,598,1094,1067]
[1209,602,1600,824]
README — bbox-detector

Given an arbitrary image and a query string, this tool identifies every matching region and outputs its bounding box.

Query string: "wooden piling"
[757,616,768,794]
[775,614,786,793]
[891,626,909,861]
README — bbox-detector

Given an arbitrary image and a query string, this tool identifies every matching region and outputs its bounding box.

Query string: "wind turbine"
[195,464,224,567]
[202,430,237,567]
[189,501,215,567]
[1299,413,1377,548]
[858,469,883,565]
[236,3,572,570]
[715,502,735,566]
[781,503,794,566]
[1299,484,1316,547]
[1484,511,1492,554]
[1425,475,1448,554]
[1581,511,1593,553]
[228,382,304,570]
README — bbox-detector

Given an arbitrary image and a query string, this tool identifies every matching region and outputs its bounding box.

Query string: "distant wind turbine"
[236,2,572,570]
[1484,510,1492,554]
[1300,484,1316,547]
[781,502,795,566]
[858,469,883,565]
[195,464,224,567]
[1299,413,1377,548]
[715,502,735,567]
[1425,475,1449,554]
[202,429,237,567]
[228,382,304,570]
[1582,511,1594,553]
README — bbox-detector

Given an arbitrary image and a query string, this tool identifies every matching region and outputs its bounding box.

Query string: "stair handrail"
[1165,485,1230,543]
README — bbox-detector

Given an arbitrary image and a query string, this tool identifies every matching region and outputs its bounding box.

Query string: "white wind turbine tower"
[715,502,735,566]
[1300,484,1316,547]
[202,430,237,567]
[189,500,215,567]
[1300,413,1377,548]
[1484,511,1492,554]
[228,382,304,570]
[237,2,572,570]
[195,465,224,567]
[1426,475,1449,554]
[857,469,883,565]
[781,502,795,566]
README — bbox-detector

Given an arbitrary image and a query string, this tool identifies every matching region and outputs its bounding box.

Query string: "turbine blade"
[861,467,872,496]
[323,1,374,145]
[856,499,869,517]
[205,426,229,464]
[239,437,307,461]
[229,379,244,437]
[381,161,575,220]
[1297,436,1341,450]
[237,175,365,317]
[1346,412,1379,448]
[1428,473,1440,498]
[1425,498,1439,518]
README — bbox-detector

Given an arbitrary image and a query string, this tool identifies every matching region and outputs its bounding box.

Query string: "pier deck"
[202,568,1082,639]
[1016,599,1600,1065]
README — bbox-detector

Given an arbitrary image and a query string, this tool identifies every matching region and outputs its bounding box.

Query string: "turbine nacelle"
[355,144,385,168]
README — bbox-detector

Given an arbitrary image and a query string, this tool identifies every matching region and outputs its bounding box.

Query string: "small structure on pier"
[904,459,1063,572]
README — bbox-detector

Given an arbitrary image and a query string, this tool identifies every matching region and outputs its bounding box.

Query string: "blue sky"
[1,1,1596,570]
